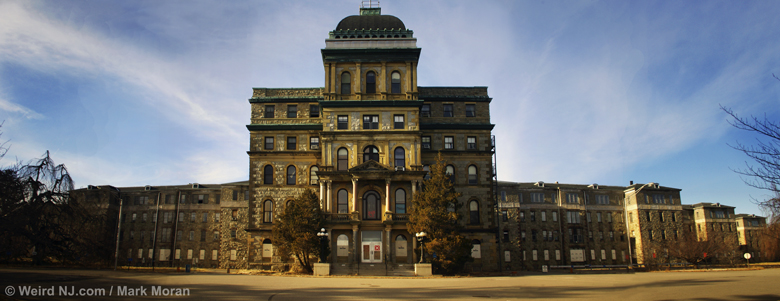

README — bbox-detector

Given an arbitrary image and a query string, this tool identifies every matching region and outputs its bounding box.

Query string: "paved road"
[1,268,779,300]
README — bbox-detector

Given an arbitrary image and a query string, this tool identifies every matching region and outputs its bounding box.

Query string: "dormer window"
[391,71,401,93]
[366,71,376,93]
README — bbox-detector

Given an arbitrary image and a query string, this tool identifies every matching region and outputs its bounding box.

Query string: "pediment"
[349,160,391,172]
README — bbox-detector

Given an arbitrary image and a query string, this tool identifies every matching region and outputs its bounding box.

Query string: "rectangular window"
[653,194,664,204]
[552,211,558,222]
[309,105,319,118]
[189,231,195,241]
[421,104,431,117]
[212,250,218,261]
[287,105,297,118]
[337,115,348,130]
[142,213,147,222]
[200,230,206,242]
[215,194,220,204]
[363,115,379,129]
[422,136,431,149]
[465,104,476,117]
[310,137,320,150]
[444,136,454,149]
[597,212,602,222]
[232,190,238,201]
[264,137,274,150]
[443,104,453,117]
[567,211,581,224]
[132,213,137,222]
[264,105,275,118]
[467,136,476,150]
[213,231,219,241]
[519,211,525,222]
[541,211,547,222]
[215,213,220,222]
[394,115,404,129]
[530,211,536,222]
[501,209,508,222]
[191,212,196,222]
[245,190,249,201]
[532,250,538,261]
[556,250,561,261]
[566,193,579,204]
[596,195,609,204]
[197,194,206,204]
[531,193,544,203]
[287,136,297,150]
[187,249,193,260]
[176,230,182,241]
[202,213,208,223]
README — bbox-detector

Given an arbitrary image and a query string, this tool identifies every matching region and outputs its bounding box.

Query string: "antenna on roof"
[360,0,381,15]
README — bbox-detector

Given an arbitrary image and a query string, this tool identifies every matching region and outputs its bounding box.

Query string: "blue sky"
[1,0,778,216]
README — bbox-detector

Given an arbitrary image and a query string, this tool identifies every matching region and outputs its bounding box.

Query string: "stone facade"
[736,214,767,260]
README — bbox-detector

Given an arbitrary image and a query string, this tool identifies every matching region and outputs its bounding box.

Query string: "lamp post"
[416,232,427,263]
[623,182,655,269]
[317,228,329,263]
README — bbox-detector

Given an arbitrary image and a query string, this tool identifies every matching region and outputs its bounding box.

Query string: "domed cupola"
[328,6,414,41]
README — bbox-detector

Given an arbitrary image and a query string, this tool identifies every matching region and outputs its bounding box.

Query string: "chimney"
[630,180,634,185]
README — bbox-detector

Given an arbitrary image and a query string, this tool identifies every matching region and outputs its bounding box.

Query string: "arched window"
[263,165,273,185]
[472,239,482,258]
[395,235,407,258]
[446,165,455,183]
[469,200,480,225]
[337,234,349,257]
[468,165,478,185]
[337,148,348,171]
[395,189,406,214]
[363,145,379,162]
[341,72,351,95]
[309,166,319,185]
[391,71,401,93]
[394,147,405,168]
[337,189,349,213]
[366,71,376,93]
[286,165,296,185]
[286,199,293,208]
[263,200,273,223]
[363,191,381,220]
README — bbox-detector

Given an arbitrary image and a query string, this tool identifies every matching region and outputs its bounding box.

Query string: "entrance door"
[362,242,382,263]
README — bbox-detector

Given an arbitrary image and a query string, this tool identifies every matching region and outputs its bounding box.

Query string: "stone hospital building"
[72,6,765,274]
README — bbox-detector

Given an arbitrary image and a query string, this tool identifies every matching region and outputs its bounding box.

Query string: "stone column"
[352,225,359,264]
[385,179,391,212]
[411,180,417,199]
[352,178,358,212]
[385,226,392,264]
[319,180,325,209]
[327,228,333,263]
[326,181,332,213]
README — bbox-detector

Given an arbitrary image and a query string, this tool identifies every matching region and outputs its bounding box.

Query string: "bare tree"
[721,75,780,217]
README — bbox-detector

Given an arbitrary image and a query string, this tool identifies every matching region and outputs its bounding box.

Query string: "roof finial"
[360,0,381,15]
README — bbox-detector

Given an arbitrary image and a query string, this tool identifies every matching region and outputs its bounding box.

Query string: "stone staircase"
[330,263,417,276]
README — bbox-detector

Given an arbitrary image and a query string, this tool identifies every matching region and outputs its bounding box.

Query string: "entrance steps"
[330,263,416,276]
